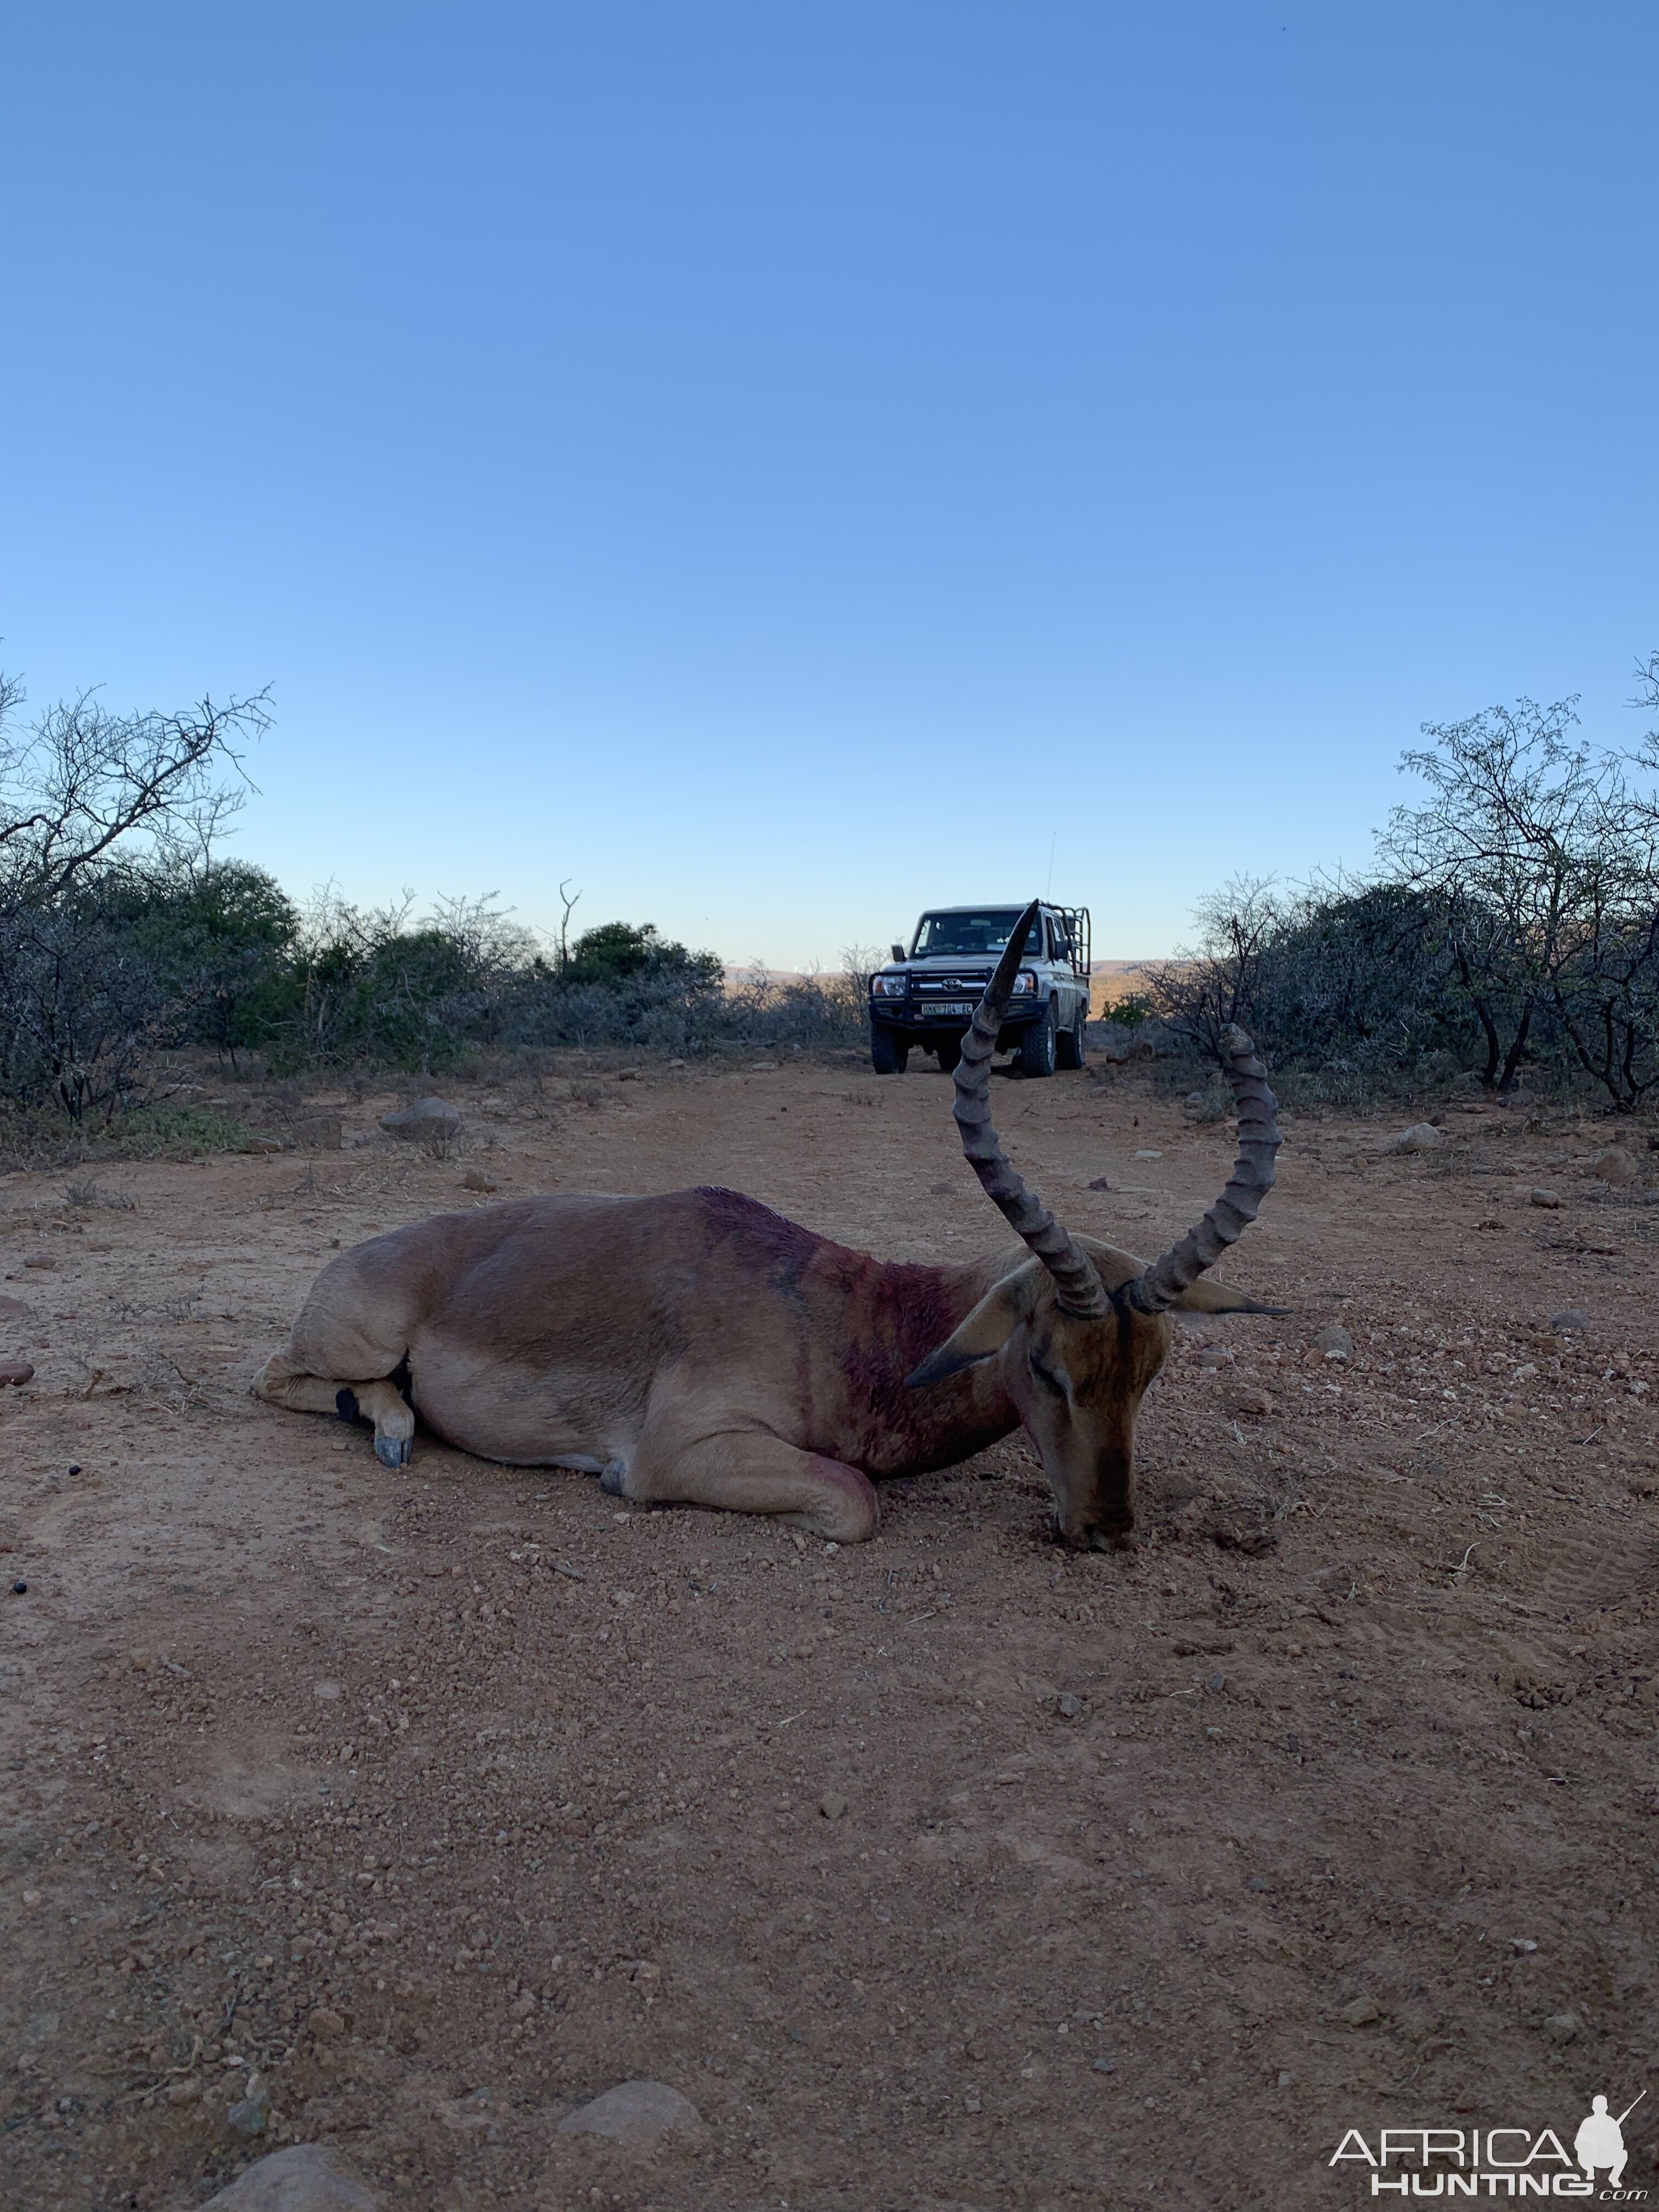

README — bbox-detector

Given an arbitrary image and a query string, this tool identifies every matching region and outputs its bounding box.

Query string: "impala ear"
[906,1262,1039,1387]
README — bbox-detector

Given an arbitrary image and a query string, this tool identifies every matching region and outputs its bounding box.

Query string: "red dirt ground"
[1,1051,1655,2210]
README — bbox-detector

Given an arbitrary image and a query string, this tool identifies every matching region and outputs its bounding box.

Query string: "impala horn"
[953,899,1108,1319]
[1125,1024,1281,1313]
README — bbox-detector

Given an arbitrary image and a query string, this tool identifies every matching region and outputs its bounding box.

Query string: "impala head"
[906,900,1283,1549]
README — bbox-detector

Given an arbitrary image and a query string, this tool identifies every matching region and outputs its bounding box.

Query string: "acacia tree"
[0,670,270,1116]
[1378,697,1643,1094]
[1147,876,1286,1056]
[1544,649,1659,1106]
[1148,873,1470,1075]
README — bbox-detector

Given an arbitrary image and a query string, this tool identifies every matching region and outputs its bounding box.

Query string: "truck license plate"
[930,1001,974,1015]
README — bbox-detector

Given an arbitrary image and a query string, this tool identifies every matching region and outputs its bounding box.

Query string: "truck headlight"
[1010,971,1037,995]
[871,973,907,998]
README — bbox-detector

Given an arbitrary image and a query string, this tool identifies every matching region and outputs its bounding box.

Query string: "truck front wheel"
[871,1027,909,1074]
[1021,1005,1058,1078]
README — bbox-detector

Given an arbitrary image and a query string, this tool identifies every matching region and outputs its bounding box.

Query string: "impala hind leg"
[618,1430,880,1542]
[256,1354,416,1468]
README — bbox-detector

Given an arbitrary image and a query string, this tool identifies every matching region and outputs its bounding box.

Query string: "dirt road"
[2,1051,1654,2209]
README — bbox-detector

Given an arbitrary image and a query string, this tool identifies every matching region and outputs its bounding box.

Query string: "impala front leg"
[620,1428,880,1542]
[256,1356,415,1468]
[337,1379,417,1468]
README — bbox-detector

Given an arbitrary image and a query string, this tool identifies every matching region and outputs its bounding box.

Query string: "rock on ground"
[193,2143,382,2210]
[557,2079,704,2148]
[1391,1123,1445,1153]
[1592,1148,1641,1184]
[1226,1384,1276,1417]
[379,1096,462,1138]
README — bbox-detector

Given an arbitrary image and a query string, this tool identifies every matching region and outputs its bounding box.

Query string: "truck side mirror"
[890,943,905,962]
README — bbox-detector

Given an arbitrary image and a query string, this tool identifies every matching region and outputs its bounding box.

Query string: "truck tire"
[935,1037,962,1073]
[1056,1003,1087,1069]
[1021,1005,1058,1078]
[871,1028,909,1074]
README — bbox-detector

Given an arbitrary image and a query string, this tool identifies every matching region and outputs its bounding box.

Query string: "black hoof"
[335,1388,360,1424]
[599,1460,627,1497]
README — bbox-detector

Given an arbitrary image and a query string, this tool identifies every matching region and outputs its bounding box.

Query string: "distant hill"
[1087,959,1169,1016]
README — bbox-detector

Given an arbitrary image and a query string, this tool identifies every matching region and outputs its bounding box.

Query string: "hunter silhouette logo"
[1576,2093,1644,2191]
[1330,2089,1648,2197]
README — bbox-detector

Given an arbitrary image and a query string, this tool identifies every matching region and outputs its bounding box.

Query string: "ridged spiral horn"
[952,900,1108,1319]
[1126,1024,1281,1314]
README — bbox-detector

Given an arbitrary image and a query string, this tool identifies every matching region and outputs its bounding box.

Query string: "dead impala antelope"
[256,902,1282,1545]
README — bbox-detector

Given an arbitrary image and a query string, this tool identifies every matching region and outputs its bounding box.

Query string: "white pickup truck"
[866,902,1092,1077]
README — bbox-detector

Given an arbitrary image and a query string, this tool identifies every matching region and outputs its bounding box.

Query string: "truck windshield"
[911,910,1030,958]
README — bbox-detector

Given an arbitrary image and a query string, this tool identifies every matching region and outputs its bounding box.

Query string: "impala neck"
[837,1250,1021,1478]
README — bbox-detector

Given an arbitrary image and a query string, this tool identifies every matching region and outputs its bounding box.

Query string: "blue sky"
[3,2,1656,966]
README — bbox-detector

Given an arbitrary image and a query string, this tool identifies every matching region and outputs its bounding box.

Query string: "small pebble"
[12,1580,26,1595]
[1530,1188,1563,1209]
[1227,1386,1275,1417]
[1056,1692,1084,1719]
[557,2079,703,2148]
[194,2146,378,2209]
[1339,1996,1381,2025]
[1547,1309,1590,1333]
[819,1791,848,1820]
[1542,2012,1579,2044]
[1092,2057,1116,2074]
[1313,1325,1353,1359]
[227,2081,269,2136]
